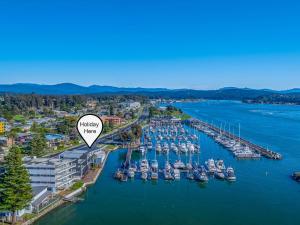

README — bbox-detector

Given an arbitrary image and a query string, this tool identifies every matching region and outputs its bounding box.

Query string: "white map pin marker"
[77,114,103,148]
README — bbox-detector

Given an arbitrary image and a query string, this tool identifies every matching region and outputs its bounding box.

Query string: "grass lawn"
[13,114,25,122]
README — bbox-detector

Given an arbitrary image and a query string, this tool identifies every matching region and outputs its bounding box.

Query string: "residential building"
[45,133,68,148]
[59,149,89,178]
[59,147,107,178]
[121,101,141,110]
[86,100,98,109]
[15,133,33,146]
[24,157,77,193]
[0,186,55,220]
[0,117,7,134]
[100,115,123,126]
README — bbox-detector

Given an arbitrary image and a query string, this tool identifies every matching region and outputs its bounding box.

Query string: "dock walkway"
[186,118,282,160]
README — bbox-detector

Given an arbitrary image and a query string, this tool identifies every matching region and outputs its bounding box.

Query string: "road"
[54,106,149,154]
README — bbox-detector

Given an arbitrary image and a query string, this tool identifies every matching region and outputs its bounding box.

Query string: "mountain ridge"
[0,83,299,97]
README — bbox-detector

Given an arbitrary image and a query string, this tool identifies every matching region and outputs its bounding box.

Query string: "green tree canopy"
[30,134,47,157]
[0,146,32,224]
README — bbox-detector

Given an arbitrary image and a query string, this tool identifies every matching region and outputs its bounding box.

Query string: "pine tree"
[30,134,47,157]
[0,146,32,224]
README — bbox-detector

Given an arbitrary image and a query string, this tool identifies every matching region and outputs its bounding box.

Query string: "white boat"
[215,159,226,170]
[140,159,149,172]
[215,171,225,180]
[156,144,162,153]
[226,167,236,181]
[205,159,217,174]
[151,159,158,171]
[199,171,208,182]
[141,171,148,180]
[151,171,158,180]
[173,169,180,180]
[173,160,185,169]
[128,167,135,179]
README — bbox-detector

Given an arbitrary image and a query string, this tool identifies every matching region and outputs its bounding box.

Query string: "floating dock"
[185,118,282,160]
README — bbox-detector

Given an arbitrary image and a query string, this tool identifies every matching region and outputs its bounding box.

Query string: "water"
[35,101,300,225]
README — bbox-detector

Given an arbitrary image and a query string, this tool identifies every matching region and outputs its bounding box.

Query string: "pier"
[124,145,133,169]
[185,118,282,160]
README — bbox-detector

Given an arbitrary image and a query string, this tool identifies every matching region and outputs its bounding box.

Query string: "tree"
[103,121,110,133]
[0,146,32,224]
[30,134,47,157]
[131,124,142,139]
[129,124,142,146]
[30,121,38,132]
[6,128,20,146]
[109,104,114,116]
[119,131,130,143]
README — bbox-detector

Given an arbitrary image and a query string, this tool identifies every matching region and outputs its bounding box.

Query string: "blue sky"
[0,0,300,89]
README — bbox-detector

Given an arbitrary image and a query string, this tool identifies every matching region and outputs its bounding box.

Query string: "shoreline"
[23,146,118,225]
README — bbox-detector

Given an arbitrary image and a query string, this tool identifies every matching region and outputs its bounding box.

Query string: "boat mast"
[238,123,241,144]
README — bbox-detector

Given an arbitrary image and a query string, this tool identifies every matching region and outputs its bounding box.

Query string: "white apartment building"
[24,157,77,192]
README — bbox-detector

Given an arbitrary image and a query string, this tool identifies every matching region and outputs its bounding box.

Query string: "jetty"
[185,118,282,160]
[124,145,133,169]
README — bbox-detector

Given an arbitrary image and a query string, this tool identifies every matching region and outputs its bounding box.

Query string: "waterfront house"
[89,148,106,166]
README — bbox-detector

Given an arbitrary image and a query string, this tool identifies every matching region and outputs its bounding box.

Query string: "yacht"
[151,171,158,180]
[215,170,225,180]
[199,171,209,182]
[114,169,122,180]
[151,159,159,171]
[173,160,185,169]
[128,167,135,179]
[141,171,148,180]
[173,169,181,180]
[226,167,236,181]
[205,159,217,174]
[156,144,162,153]
[140,159,149,172]
[164,161,173,180]
[215,159,226,170]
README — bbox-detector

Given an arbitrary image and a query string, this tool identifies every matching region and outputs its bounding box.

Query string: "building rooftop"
[45,134,65,141]
[59,149,88,159]
[32,186,48,196]
[24,157,75,167]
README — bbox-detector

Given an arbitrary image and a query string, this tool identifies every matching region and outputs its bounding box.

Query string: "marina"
[115,117,237,183]
[185,118,282,160]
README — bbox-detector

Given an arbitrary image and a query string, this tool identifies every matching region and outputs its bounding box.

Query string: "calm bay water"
[35,101,300,225]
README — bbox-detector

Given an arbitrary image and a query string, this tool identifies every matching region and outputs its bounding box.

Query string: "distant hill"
[0,83,169,95]
[0,83,300,103]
